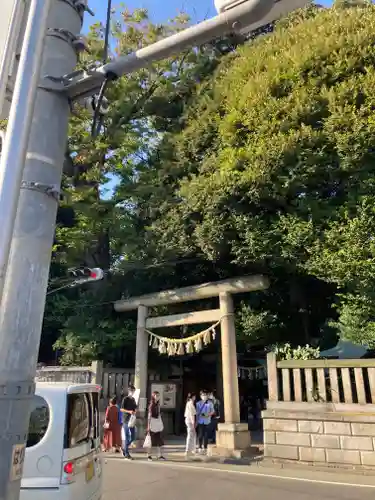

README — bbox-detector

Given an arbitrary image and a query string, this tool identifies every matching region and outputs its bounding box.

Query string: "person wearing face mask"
[145,391,165,461]
[208,391,221,444]
[120,385,137,460]
[196,390,215,454]
[184,393,197,459]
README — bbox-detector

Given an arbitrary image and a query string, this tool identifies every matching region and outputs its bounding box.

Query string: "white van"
[20,382,103,500]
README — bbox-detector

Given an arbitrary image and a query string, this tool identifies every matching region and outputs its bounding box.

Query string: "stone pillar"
[220,292,240,423]
[210,292,251,458]
[134,305,148,442]
[90,360,103,386]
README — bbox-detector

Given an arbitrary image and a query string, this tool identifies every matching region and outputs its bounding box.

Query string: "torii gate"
[114,274,269,457]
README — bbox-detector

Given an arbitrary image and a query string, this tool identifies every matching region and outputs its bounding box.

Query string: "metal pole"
[101,0,271,77]
[65,0,274,99]
[0,0,51,305]
[0,0,83,498]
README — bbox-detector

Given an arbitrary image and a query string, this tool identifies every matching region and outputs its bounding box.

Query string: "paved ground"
[102,454,375,500]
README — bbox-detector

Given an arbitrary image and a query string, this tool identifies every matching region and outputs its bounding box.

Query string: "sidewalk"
[105,434,375,480]
[109,434,263,465]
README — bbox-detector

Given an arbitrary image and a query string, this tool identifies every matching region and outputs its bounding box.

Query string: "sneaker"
[157,456,166,461]
[147,455,153,461]
[124,454,133,460]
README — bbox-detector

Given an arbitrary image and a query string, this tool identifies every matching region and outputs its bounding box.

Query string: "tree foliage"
[43,6,242,364]
[43,3,375,364]
[135,4,375,349]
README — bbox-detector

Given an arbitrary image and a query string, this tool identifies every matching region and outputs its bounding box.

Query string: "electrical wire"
[102,0,112,64]
[45,256,205,308]
[91,79,109,137]
[91,0,112,138]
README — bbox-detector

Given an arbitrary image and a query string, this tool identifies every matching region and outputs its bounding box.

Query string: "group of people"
[102,385,165,461]
[102,385,221,460]
[184,390,220,457]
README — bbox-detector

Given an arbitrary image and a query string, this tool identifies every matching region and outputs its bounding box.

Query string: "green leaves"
[44,5,239,364]
[330,293,375,349]
[140,5,375,349]
[272,343,320,361]
[45,4,375,360]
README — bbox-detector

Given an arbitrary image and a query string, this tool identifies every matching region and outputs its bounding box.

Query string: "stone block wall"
[263,408,375,468]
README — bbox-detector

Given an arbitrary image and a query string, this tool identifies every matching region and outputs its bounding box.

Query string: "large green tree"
[127,4,375,349]
[42,6,243,365]
[45,3,375,364]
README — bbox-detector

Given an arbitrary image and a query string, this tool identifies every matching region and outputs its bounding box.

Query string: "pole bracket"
[47,28,77,45]
[20,181,60,201]
[38,75,69,92]
[60,0,95,17]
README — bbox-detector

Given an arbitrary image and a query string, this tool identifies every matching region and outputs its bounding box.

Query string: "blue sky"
[85,0,217,30]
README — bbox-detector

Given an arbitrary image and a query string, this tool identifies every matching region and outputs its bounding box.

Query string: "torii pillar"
[215,291,250,458]
[134,304,148,438]
[114,275,270,457]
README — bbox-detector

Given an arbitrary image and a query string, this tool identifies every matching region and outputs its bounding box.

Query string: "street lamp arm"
[64,0,274,100]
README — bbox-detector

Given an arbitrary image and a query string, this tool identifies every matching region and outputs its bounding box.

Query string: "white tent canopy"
[320,339,368,359]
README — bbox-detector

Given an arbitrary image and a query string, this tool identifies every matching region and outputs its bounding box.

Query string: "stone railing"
[35,362,101,384]
[263,353,375,468]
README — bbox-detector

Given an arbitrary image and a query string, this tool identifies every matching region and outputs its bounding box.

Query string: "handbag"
[128,413,137,428]
[150,416,164,433]
[143,433,152,449]
[103,421,110,430]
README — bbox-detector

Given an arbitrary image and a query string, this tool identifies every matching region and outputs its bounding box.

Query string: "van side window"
[27,396,50,448]
[66,394,90,447]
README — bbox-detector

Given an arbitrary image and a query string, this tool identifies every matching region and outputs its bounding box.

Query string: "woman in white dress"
[184,393,197,458]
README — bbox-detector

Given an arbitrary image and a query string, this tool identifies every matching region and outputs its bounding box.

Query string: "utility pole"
[0,0,51,305]
[0,0,85,498]
[0,0,274,497]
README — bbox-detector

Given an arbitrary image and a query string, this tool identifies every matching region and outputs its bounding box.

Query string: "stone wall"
[263,406,375,468]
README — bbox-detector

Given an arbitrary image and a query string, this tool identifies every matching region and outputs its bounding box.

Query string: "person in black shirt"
[120,385,137,459]
[208,391,221,444]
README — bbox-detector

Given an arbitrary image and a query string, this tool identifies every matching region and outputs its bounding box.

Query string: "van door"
[61,390,101,498]
[21,392,65,488]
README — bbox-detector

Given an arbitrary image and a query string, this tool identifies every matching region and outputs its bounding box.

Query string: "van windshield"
[65,392,99,449]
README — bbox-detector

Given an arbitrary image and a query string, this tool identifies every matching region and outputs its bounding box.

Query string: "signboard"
[0,0,29,119]
[150,383,177,410]
[10,443,25,482]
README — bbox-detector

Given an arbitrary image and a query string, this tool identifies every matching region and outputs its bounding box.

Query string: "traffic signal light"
[68,267,104,282]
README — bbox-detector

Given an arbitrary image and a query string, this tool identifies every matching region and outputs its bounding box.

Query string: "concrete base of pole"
[208,423,252,459]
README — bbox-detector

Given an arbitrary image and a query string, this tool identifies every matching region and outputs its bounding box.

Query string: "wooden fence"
[101,368,161,403]
[267,352,375,404]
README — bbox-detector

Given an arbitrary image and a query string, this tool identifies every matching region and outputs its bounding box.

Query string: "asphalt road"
[102,457,375,500]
